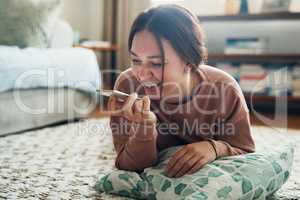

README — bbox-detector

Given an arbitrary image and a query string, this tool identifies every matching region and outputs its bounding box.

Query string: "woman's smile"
[142,81,162,99]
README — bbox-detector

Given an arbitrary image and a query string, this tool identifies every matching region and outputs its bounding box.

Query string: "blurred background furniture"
[198,10,300,113]
[0,0,101,136]
[74,43,118,88]
[0,46,101,136]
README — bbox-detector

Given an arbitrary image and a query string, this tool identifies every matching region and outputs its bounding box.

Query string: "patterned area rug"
[0,118,299,199]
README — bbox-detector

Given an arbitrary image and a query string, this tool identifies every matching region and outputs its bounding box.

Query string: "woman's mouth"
[142,82,161,99]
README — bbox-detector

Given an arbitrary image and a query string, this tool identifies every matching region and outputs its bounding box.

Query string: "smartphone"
[96,89,143,100]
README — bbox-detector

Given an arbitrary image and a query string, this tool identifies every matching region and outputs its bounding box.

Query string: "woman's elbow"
[239,144,256,154]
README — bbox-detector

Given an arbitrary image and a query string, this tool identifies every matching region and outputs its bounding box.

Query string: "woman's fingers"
[165,147,188,173]
[142,96,151,113]
[142,96,157,123]
[108,93,156,123]
[107,96,121,116]
[133,99,143,118]
[167,152,195,178]
[122,93,138,118]
[186,159,207,175]
[174,156,199,178]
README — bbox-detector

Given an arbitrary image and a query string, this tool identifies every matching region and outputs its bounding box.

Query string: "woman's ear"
[184,62,193,73]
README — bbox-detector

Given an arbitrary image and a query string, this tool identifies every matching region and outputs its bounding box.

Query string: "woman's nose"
[136,66,153,81]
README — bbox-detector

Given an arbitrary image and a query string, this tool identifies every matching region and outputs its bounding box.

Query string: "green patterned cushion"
[95,144,294,200]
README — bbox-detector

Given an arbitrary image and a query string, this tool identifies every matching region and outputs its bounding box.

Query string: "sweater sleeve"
[109,70,158,172]
[205,83,255,158]
[110,117,158,171]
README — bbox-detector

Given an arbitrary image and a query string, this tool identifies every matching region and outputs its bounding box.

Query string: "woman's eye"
[132,59,142,65]
[151,63,162,67]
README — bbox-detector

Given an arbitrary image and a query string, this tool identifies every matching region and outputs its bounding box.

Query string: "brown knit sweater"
[109,65,255,171]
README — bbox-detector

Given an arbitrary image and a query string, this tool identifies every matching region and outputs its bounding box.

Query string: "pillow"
[95,144,294,200]
[47,19,74,48]
[0,0,60,48]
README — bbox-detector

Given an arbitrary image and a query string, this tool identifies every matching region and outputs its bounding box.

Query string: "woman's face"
[130,30,193,103]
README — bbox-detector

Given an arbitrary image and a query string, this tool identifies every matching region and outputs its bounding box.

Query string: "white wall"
[61,0,224,41]
[62,0,104,40]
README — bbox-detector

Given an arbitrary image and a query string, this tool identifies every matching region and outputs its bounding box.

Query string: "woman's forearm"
[113,121,158,172]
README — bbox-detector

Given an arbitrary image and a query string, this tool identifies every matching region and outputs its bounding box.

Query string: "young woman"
[108,4,255,178]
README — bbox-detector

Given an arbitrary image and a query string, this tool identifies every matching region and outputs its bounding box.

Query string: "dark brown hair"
[128,4,207,69]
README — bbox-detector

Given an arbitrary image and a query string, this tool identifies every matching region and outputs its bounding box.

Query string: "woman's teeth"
[144,83,157,88]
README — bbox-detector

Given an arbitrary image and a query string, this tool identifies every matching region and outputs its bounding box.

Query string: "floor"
[249,113,300,130]
[1,118,299,199]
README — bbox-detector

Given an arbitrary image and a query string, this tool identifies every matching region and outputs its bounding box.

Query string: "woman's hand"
[165,141,217,178]
[108,93,157,124]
